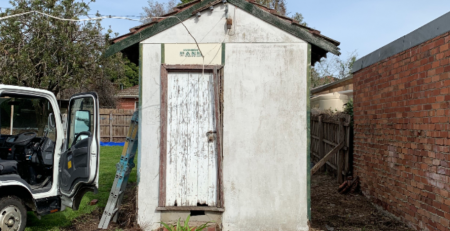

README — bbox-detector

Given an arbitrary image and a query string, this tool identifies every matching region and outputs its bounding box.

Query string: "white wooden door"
[166,71,218,207]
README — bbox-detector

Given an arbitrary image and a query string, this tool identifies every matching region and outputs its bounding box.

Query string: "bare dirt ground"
[62,183,142,231]
[64,173,412,231]
[310,172,411,231]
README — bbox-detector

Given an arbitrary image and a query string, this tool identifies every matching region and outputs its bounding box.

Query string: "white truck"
[0,85,100,231]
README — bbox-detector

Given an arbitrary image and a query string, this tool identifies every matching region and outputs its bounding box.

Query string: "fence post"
[109,111,113,142]
[345,119,350,174]
[318,115,324,171]
[337,117,346,183]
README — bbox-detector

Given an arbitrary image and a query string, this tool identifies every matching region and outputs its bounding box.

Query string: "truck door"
[59,92,100,210]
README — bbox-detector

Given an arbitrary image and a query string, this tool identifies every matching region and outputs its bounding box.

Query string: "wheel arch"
[0,185,36,211]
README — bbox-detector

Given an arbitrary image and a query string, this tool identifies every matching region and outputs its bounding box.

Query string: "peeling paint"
[166,72,218,207]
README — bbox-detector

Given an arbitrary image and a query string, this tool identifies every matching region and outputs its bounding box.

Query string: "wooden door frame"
[158,64,224,212]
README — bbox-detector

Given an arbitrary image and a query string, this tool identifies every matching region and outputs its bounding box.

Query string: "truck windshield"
[0,95,56,139]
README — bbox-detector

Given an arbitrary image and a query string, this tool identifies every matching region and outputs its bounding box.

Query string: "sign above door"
[164,44,223,65]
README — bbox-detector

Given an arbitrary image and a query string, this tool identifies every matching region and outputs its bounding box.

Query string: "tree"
[141,0,177,23]
[0,0,127,107]
[122,58,139,88]
[256,0,287,15]
[311,51,358,89]
[292,12,307,26]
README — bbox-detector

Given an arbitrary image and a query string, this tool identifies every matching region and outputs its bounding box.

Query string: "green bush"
[344,98,353,126]
[160,215,212,231]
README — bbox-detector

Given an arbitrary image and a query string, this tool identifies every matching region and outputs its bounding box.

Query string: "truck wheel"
[0,196,27,231]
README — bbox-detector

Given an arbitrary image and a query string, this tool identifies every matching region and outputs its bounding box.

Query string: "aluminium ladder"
[98,111,139,229]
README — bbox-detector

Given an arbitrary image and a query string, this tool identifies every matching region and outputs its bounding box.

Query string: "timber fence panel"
[310,114,352,183]
[100,108,135,142]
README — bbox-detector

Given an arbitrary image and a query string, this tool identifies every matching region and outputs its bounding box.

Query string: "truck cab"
[0,85,100,231]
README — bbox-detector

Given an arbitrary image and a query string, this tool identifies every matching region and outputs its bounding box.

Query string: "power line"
[88,14,143,18]
[0,10,145,22]
[0,10,205,58]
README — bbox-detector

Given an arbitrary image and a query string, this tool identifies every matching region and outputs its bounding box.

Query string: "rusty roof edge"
[175,0,202,9]
[191,0,224,15]
[104,0,218,58]
[228,0,340,55]
[246,0,273,10]
[104,0,340,57]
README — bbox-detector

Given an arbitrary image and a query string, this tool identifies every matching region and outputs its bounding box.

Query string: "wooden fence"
[311,113,352,183]
[100,109,135,142]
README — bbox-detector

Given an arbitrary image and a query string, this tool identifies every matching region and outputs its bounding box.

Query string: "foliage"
[141,0,177,23]
[114,58,139,88]
[161,215,212,231]
[24,146,137,231]
[311,51,358,89]
[0,0,128,107]
[179,0,195,4]
[310,69,336,89]
[124,58,139,87]
[343,98,353,126]
[255,0,286,15]
[292,12,307,26]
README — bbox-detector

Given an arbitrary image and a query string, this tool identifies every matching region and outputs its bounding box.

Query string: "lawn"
[24,146,137,231]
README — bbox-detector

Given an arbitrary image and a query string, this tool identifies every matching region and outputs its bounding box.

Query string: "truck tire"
[0,196,27,231]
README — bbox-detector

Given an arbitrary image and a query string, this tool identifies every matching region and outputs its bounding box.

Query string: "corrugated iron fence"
[100,109,135,142]
[310,113,352,183]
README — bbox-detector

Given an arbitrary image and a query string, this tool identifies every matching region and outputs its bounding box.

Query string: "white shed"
[106,0,340,230]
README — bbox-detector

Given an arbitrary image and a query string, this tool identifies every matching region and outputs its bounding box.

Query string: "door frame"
[158,64,224,211]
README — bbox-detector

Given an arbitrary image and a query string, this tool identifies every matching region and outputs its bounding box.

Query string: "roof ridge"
[105,0,340,58]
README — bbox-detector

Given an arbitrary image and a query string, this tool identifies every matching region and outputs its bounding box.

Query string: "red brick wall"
[117,98,138,110]
[353,31,450,231]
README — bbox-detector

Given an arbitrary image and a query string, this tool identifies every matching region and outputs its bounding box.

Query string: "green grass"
[25,146,137,231]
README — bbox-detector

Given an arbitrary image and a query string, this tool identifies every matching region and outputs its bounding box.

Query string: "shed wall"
[137,44,162,230]
[353,31,450,231]
[137,3,309,230]
[141,5,303,44]
[222,43,309,230]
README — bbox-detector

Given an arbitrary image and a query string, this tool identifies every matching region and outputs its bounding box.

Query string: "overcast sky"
[2,0,450,60]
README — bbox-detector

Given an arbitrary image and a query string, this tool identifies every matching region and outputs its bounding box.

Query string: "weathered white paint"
[166,72,218,207]
[138,3,309,230]
[221,43,309,231]
[137,44,162,230]
[142,5,305,44]
[165,44,223,65]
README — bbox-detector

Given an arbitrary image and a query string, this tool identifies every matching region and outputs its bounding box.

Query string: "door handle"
[206,131,216,142]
